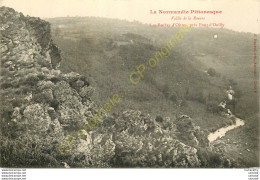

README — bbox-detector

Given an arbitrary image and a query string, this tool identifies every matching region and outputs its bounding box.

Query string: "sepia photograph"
[0,0,259,172]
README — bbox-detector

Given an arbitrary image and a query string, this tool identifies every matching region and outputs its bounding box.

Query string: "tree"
[207,68,217,77]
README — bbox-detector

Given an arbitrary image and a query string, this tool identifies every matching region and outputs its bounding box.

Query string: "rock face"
[109,111,201,167]
[0,7,201,168]
[175,115,209,148]
[0,7,96,167]
[176,115,200,146]
[0,7,61,70]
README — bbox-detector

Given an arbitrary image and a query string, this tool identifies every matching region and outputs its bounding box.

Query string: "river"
[208,116,245,142]
[207,88,246,142]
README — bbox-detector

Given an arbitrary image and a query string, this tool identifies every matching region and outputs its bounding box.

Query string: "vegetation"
[0,7,258,168]
[48,17,258,167]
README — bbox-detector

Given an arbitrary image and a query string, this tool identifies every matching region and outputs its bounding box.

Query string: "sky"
[1,0,260,33]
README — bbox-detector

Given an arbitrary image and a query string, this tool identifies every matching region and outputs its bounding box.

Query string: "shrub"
[208,153,222,167]
[170,93,177,103]
[197,148,224,167]
[32,93,45,103]
[1,82,13,89]
[206,100,220,113]
[50,99,59,110]
[50,77,60,84]
[24,75,40,86]
[12,98,24,107]
[207,68,217,77]
[155,116,163,123]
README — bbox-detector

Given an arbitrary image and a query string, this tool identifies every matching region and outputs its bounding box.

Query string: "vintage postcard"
[0,0,259,169]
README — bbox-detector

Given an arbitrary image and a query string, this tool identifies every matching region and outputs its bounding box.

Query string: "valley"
[47,17,259,167]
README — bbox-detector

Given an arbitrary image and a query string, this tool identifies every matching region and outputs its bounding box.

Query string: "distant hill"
[47,17,242,125]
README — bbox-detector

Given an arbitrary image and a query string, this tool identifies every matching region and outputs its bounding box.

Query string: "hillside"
[0,7,258,168]
[47,17,258,133]
[47,17,259,167]
[0,6,201,168]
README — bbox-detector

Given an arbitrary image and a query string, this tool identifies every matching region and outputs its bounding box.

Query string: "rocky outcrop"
[175,115,200,146]
[0,7,61,70]
[0,7,97,167]
[176,115,209,147]
[109,111,201,167]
